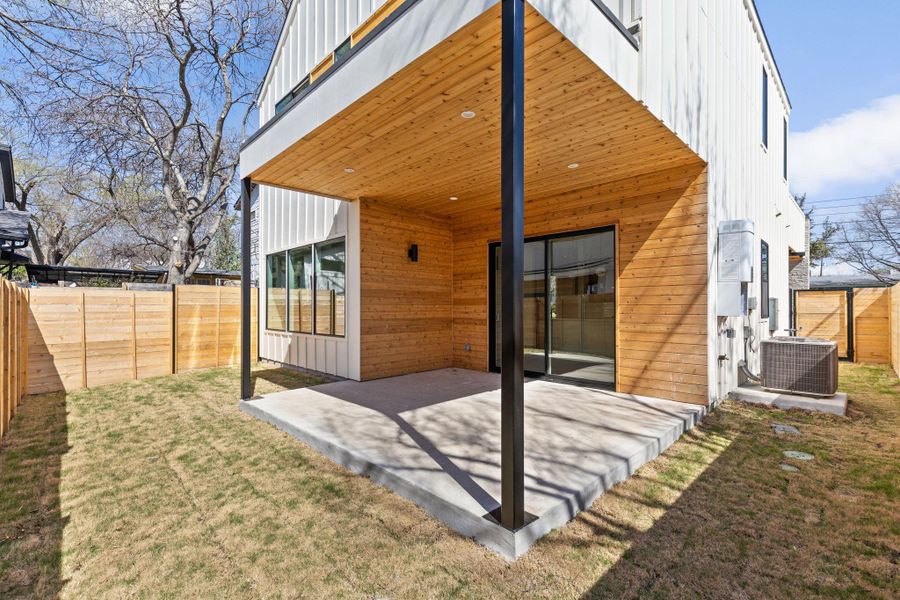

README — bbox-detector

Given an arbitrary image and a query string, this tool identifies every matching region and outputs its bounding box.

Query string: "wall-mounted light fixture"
[408,243,419,262]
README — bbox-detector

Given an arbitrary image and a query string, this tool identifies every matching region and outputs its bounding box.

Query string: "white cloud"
[790,94,900,195]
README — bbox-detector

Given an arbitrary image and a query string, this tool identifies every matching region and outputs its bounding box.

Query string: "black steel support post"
[240,177,253,400]
[500,0,526,531]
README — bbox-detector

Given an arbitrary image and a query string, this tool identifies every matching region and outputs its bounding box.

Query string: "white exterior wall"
[255,1,383,378]
[258,188,360,379]
[258,0,389,123]
[638,0,805,401]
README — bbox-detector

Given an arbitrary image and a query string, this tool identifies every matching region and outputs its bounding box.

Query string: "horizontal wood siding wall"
[26,286,257,395]
[451,164,709,405]
[359,199,453,380]
[1,280,27,440]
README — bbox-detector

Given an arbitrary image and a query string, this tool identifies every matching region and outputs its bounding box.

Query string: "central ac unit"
[760,337,839,397]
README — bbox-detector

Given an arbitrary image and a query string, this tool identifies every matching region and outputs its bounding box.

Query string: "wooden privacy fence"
[1,280,28,439]
[27,286,257,395]
[796,286,894,365]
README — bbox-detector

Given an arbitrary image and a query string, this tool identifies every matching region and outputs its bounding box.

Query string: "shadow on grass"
[250,365,330,396]
[0,391,69,599]
[571,365,898,599]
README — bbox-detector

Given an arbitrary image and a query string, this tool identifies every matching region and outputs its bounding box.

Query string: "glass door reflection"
[548,231,616,384]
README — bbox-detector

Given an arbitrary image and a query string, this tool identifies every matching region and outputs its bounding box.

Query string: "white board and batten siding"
[259,0,392,123]
[255,0,382,379]
[257,190,361,380]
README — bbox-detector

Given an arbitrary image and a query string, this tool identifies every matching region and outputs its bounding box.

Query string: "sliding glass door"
[493,240,546,374]
[490,227,615,386]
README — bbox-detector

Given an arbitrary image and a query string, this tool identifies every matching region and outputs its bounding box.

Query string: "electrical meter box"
[717,219,755,316]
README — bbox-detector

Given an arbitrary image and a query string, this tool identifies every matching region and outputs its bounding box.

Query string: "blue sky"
[756,0,900,206]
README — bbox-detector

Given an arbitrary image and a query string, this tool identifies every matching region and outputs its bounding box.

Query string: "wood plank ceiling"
[250,3,702,217]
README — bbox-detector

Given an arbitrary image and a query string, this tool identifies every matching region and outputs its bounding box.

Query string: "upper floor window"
[783,117,788,180]
[761,68,769,148]
[275,76,310,116]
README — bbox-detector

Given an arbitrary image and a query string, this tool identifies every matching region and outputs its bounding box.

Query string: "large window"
[762,67,769,148]
[266,253,287,330]
[760,239,770,319]
[288,246,313,334]
[315,239,346,336]
[266,238,345,337]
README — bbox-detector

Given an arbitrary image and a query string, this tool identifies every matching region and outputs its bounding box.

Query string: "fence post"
[215,287,221,368]
[21,288,28,397]
[1,281,7,438]
[131,292,138,380]
[11,287,17,416]
[173,286,179,374]
[80,291,87,389]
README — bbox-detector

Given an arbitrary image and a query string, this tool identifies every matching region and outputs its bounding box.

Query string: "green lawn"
[1,363,897,599]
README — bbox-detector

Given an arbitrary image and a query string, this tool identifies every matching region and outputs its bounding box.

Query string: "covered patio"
[239,0,709,550]
[240,368,705,559]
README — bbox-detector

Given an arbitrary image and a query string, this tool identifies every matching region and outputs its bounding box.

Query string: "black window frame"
[783,117,788,180]
[264,237,346,338]
[274,75,311,116]
[760,239,770,319]
[487,224,617,390]
[313,237,346,338]
[761,67,769,148]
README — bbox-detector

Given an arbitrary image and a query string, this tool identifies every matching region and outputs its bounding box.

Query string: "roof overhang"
[241,0,701,217]
[0,208,30,247]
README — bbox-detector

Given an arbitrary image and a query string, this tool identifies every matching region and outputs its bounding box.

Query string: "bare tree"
[11,157,115,265]
[836,185,900,284]
[2,0,283,282]
[795,193,842,276]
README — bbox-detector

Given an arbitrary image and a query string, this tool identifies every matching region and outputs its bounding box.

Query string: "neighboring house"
[240,0,805,406]
[0,144,31,279]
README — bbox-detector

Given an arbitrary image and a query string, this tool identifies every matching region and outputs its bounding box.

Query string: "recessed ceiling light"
[568,163,580,169]
[460,110,477,119]
[449,196,459,201]
[344,167,355,173]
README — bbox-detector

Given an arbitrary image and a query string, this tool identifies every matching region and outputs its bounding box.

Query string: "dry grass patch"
[1,363,897,599]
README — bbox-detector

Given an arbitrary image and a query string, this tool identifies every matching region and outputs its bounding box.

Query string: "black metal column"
[500,0,525,531]
[240,177,253,400]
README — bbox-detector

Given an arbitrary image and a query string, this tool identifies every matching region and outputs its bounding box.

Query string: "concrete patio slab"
[240,368,706,559]
[731,384,848,416]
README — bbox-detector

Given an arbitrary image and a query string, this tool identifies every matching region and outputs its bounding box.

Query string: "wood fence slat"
[0,281,28,441]
[21,285,257,395]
